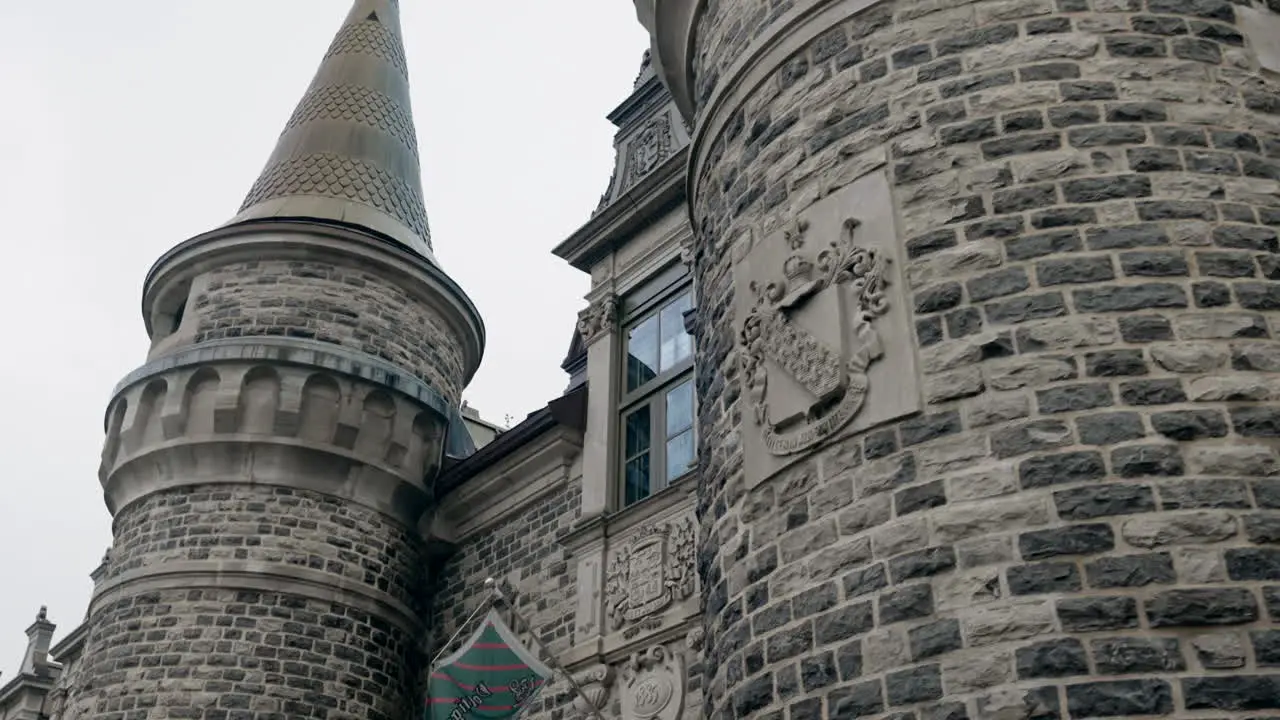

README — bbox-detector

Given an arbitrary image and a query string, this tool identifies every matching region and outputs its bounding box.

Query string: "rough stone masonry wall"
[429,482,583,719]
[66,484,426,720]
[191,259,467,404]
[690,0,1280,718]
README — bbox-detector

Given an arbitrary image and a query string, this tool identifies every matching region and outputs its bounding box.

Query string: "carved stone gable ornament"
[604,517,696,632]
[733,168,921,488]
[620,645,685,720]
[623,114,674,188]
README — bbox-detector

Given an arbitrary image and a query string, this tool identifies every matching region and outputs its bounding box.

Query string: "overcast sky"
[0,0,647,673]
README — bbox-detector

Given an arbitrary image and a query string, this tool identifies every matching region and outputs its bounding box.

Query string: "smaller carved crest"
[624,115,674,187]
[621,645,685,720]
[604,517,697,631]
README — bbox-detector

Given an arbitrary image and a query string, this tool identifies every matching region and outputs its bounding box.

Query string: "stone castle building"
[4,0,1280,717]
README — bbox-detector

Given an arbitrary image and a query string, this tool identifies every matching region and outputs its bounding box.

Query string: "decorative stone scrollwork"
[572,665,615,718]
[575,295,618,347]
[621,645,685,720]
[623,114,674,188]
[604,517,696,631]
[738,215,891,457]
[1236,4,1280,74]
[679,233,699,337]
[686,626,705,652]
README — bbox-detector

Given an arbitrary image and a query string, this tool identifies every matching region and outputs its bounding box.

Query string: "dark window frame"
[617,263,697,508]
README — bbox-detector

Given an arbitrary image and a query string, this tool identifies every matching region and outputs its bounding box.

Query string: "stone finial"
[222,0,437,262]
[91,548,112,588]
[20,606,55,676]
[634,49,655,88]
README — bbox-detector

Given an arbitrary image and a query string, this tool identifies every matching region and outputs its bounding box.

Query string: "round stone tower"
[69,2,484,717]
[639,0,1280,717]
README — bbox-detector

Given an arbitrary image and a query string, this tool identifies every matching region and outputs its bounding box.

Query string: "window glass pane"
[626,315,659,392]
[659,292,693,371]
[666,380,694,437]
[624,406,651,459]
[625,454,651,506]
[666,430,694,481]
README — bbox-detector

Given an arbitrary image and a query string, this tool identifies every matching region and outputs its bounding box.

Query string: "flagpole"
[428,584,498,670]
[490,580,609,720]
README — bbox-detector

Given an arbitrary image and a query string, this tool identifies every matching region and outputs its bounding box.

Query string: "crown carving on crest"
[782,253,814,284]
[746,215,830,310]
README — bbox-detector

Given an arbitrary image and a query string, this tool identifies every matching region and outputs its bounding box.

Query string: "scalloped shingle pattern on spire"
[281,85,419,159]
[322,19,409,79]
[239,153,430,242]
[226,0,434,260]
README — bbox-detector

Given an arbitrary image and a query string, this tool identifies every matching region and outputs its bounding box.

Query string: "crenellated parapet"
[100,338,451,527]
[76,333,447,718]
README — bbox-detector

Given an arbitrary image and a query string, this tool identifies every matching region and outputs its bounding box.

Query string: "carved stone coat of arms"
[604,517,696,633]
[739,215,889,455]
[624,115,673,187]
[733,169,920,487]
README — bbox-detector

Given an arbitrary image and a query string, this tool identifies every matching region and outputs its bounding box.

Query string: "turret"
[635,0,1280,718]
[67,3,482,716]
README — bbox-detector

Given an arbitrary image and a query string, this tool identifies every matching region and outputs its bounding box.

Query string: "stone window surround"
[617,264,697,508]
[562,233,701,684]
[577,213,695,521]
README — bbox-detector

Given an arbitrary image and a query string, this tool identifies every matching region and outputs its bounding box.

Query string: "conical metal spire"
[225,0,436,261]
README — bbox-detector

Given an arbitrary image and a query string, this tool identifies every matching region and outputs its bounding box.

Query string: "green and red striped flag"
[425,609,555,720]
